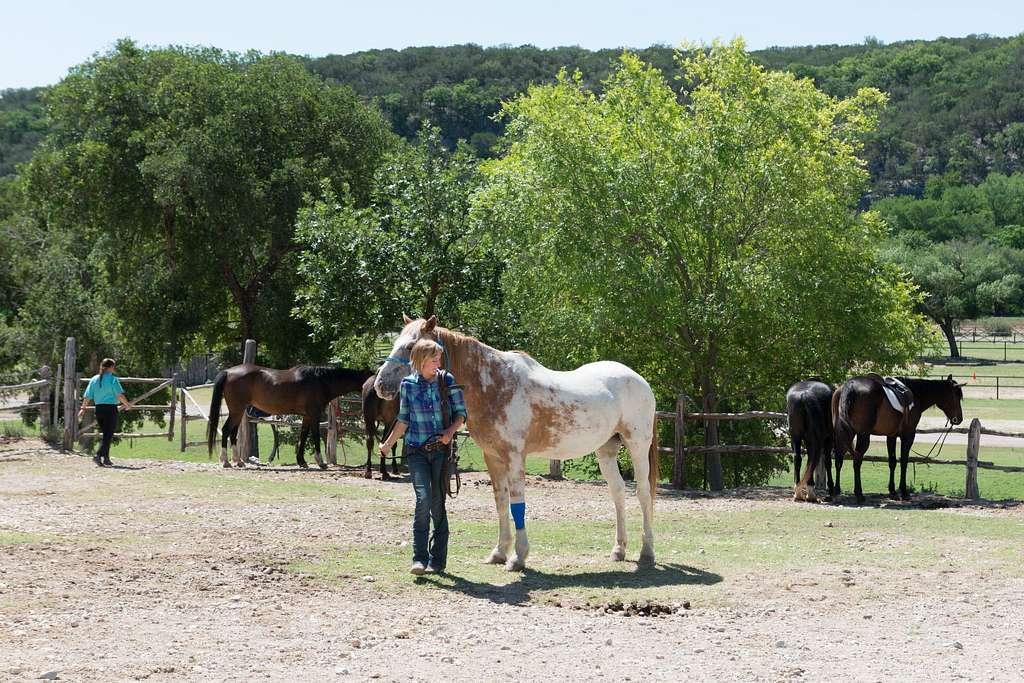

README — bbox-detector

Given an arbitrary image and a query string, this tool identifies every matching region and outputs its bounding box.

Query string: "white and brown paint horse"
[375,315,659,571]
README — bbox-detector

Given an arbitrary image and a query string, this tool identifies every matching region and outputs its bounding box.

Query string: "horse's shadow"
[421,562,721,606]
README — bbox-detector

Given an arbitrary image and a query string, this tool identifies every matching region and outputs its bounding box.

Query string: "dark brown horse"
[786,378,835,502]
[361,372,400,479]
[207,364,373,469]
[833,374,964,503]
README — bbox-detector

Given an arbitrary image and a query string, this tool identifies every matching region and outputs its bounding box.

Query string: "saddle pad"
[882,385,913,413]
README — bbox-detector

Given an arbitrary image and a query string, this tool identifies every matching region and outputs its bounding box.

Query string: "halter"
[382,339,446,368]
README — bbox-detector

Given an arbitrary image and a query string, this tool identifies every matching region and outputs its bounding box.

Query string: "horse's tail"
[648,418,659,503]
[207,371,228,457]
[834,384,856,456]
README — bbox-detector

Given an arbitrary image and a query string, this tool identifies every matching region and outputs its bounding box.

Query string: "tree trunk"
[424,278,441,318]
[939,318,960,358]
[700,376,725,491]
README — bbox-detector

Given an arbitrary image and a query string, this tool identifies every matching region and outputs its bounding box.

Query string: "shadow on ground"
[424,562,722,606]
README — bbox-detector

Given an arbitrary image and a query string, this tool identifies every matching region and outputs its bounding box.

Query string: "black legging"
[94,404,118,461]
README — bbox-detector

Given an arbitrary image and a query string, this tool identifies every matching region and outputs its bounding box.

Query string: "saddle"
[867,373,914,423]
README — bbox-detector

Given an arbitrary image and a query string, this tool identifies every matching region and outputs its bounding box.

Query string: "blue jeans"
[407,447,448,569]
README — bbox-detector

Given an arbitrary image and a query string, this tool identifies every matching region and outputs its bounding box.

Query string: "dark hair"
[100,358,116,384]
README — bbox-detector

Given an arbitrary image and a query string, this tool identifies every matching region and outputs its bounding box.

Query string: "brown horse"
[361,371,400,479]
[833,374,964,503]
[786,378,835,502]
[207,364,373,469]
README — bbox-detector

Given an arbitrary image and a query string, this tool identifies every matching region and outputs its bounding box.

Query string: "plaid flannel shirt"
[397,370,468,448]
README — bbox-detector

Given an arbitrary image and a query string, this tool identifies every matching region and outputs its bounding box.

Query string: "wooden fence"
[75,374,177,445]
[656,391,1022,500]
[21,338,1023,500]
[0,366,53,432]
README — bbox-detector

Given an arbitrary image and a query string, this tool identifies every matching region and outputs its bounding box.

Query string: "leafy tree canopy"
[475,41,927,487]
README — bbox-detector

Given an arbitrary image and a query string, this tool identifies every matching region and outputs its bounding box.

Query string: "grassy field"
[294,492,1024,606]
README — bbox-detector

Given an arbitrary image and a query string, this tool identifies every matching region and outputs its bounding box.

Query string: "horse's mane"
[295,365,368,380]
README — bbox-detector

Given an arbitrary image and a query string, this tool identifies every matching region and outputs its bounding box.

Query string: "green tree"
[882,236,1024,357]
[476,41,926,489]
[294,127,516,366]
[20,40,393,370]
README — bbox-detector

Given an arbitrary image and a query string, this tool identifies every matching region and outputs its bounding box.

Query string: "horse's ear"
[946,374,954,382]
[422,315,437,333]
[403,313,413,325]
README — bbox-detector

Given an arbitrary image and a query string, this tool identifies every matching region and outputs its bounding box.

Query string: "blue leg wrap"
[510,501,526,530]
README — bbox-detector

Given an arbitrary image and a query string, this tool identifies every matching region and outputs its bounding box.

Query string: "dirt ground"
[2,439,1023,683]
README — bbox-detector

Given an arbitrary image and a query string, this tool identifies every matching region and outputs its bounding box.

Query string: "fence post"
[168,374,177,441]
[549,458,563,479]
[52,363,62,433]
[672,393,686,490]
[326,399,338,466]
[1004,341,1008,362]
[62,337,77,451]
[965,418,980,500]
[38,366,51,433]
[996,376,1000,400]
[180,388,187,452]
[236,339,258,464]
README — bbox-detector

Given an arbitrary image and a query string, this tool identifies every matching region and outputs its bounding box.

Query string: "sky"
[3,0,1022,89]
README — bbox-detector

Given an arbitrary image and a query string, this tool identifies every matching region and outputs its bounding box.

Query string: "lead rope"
[909,419,954,485]
[438,339,460,498]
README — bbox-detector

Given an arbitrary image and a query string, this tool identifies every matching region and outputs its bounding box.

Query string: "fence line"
[657,396,1020,499]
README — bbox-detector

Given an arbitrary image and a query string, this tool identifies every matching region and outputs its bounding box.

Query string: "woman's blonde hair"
[410,339,443,375]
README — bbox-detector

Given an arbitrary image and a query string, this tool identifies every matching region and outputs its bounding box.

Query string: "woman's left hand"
[439,430,453,445]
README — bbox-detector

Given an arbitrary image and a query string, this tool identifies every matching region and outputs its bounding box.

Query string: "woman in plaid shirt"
[379,339,467,575]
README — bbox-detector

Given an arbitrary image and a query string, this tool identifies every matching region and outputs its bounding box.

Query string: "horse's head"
[374,314,440,400]
[937,374,965,425]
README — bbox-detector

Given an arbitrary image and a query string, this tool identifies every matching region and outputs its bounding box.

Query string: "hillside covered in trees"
[3,34,1023,199]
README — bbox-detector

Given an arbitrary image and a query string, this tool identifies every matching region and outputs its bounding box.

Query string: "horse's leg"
[622,431,656,566]
[506,464,529,572]
[364,420,375,479]
[381,422,395,480]
[483,452,512,565]
[295,423,309,469]
[308,410,326,470]
[824,439,835,498]
[886,436,898,498]
[219,413,235,468]
[230,420,243,468]
[792,435,802,485]
[390,442,399,475]
[853,433,869,504]
[795,438,819,503]
[596,439,628,561]
[899,433,915,500]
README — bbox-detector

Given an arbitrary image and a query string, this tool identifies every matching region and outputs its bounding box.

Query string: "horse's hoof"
[505,557,525,572]
[364,472,373,480]
[221,462,231,469]
[900,492,912,501]
[381,473,392,481]
[610,548,626,562]
[638,551,656,567]
[235,462,246,469]
[297,462,309,469]
[485,551,507,565]
[318,463,328,470]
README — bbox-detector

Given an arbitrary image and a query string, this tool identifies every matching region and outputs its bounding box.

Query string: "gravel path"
[1,439,1022,682]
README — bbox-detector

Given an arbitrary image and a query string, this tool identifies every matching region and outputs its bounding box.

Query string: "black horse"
[361,371,401,479]
[786,378,836,502]
[833,374,964,503]
[208,365,373,469]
